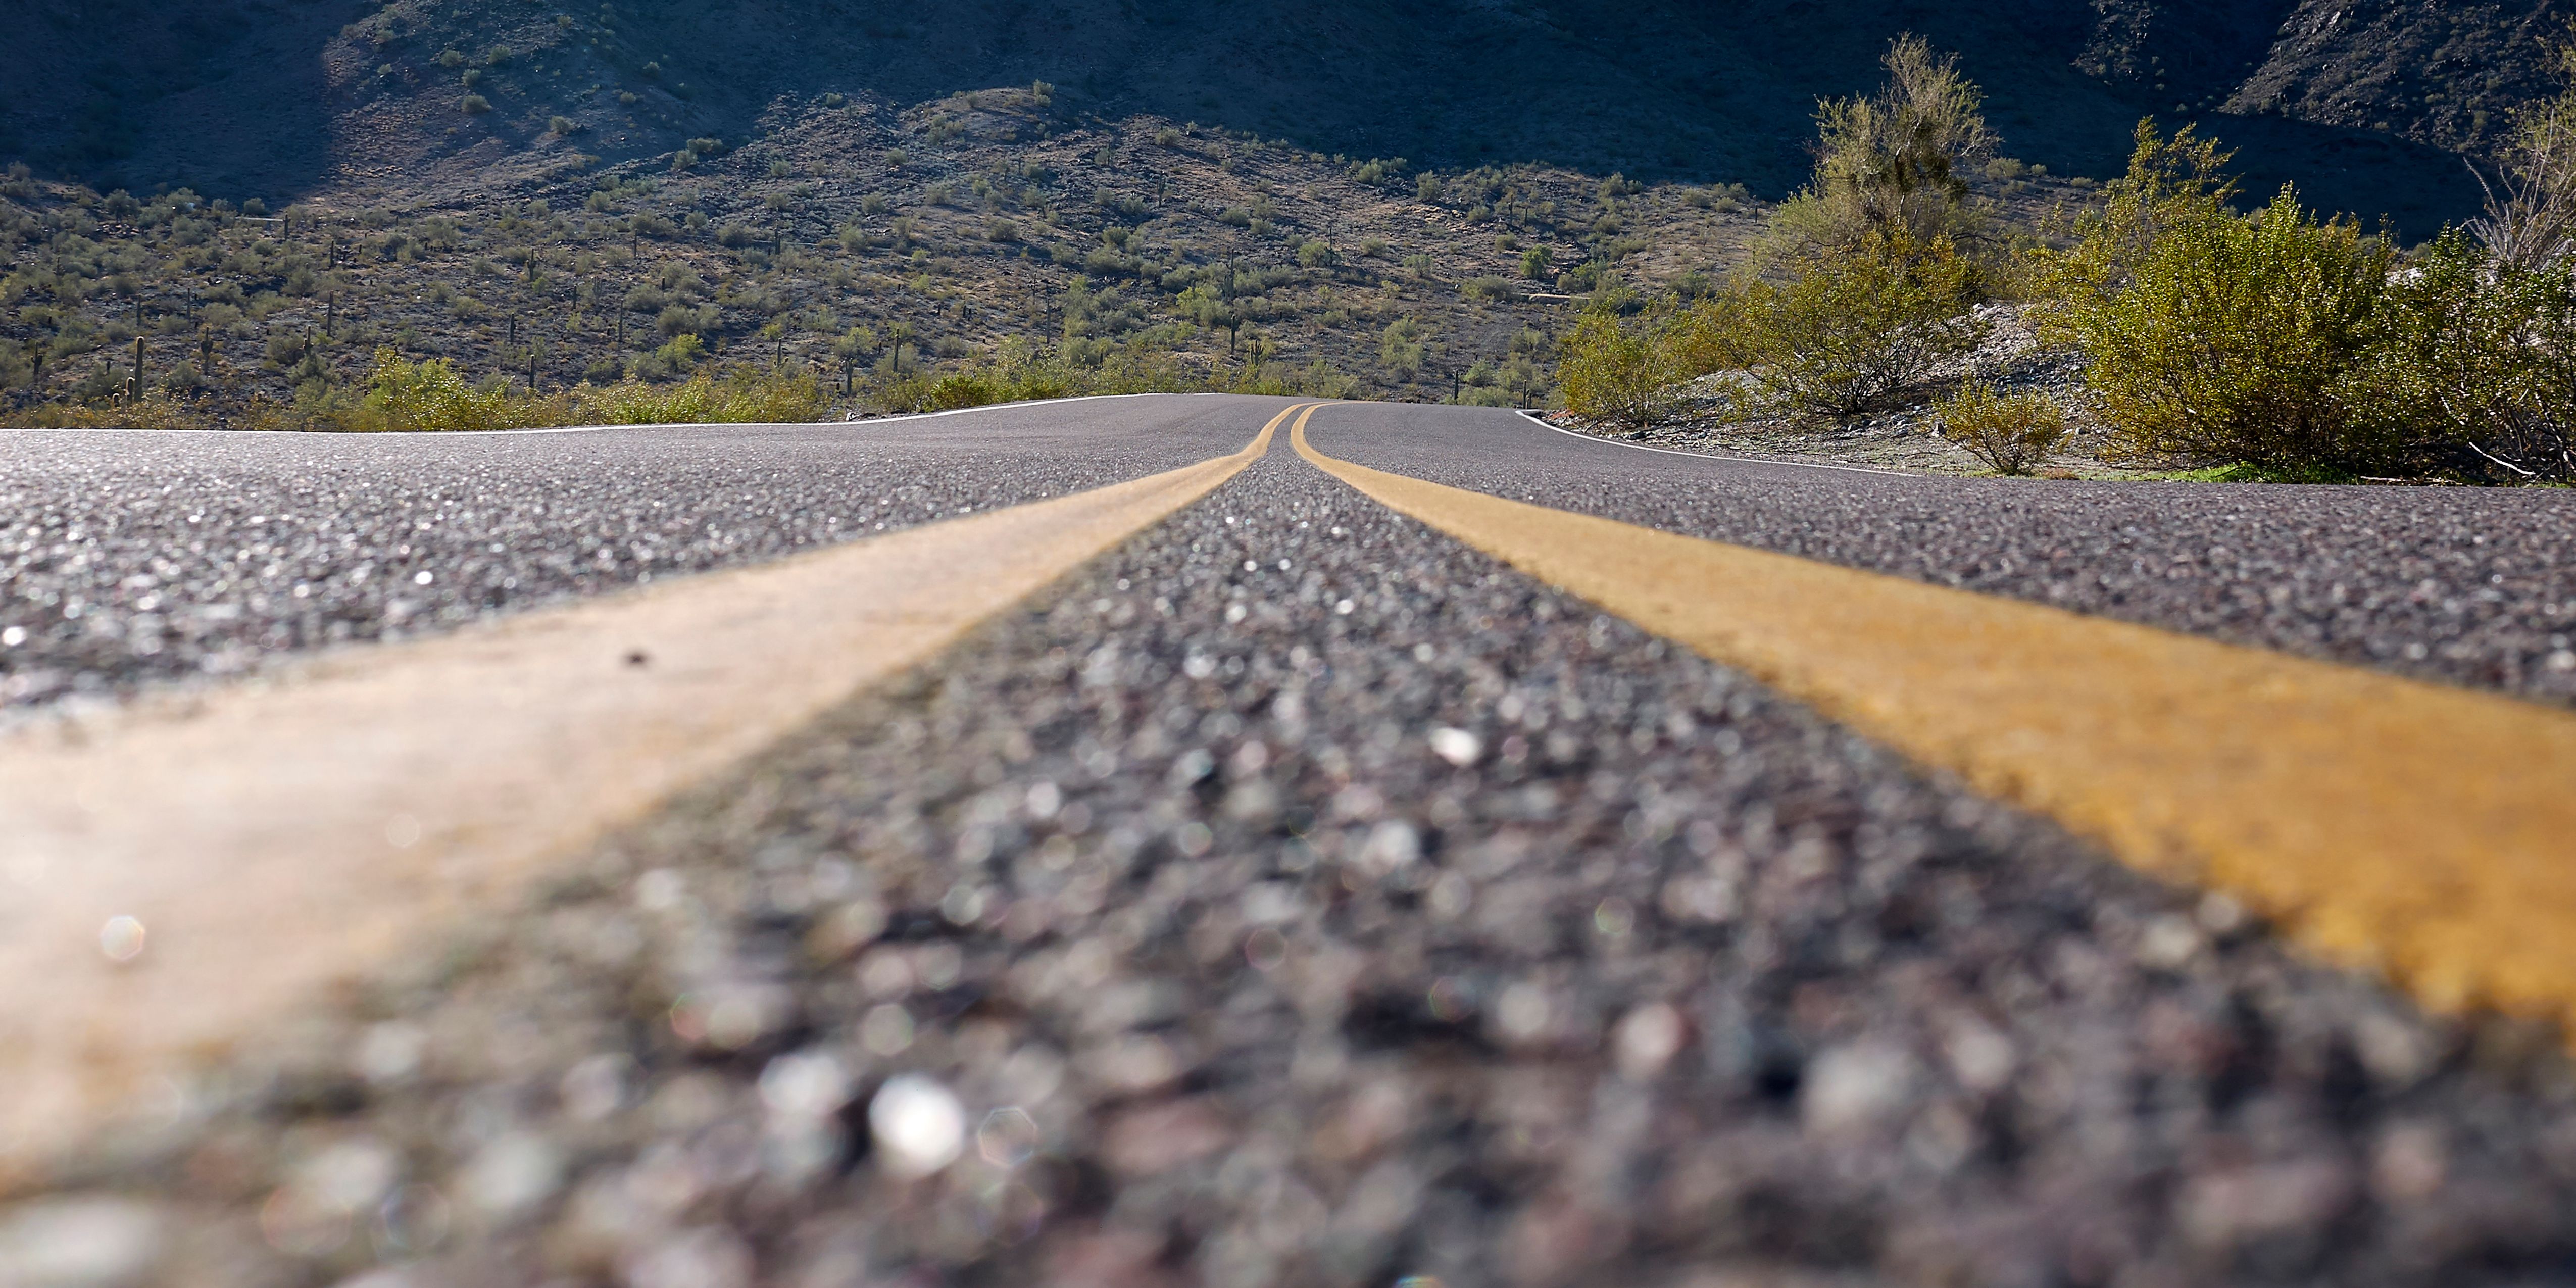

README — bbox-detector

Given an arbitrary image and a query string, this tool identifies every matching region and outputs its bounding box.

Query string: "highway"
[3,394,2575,1286]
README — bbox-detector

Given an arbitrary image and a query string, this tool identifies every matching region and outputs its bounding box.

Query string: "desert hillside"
[3,0,2558,231]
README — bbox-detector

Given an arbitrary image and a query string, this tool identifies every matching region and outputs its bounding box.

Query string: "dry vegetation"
[0,87,1761,426]
[1555,38,2576,485]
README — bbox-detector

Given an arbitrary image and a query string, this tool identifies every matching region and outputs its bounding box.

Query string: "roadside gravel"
[0,395,1277,713]
[1308,403,2576,707]
[13,451,2575,1287]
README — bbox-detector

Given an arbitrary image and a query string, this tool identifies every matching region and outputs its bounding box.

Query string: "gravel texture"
[1308,403,2576,707]
[12,449,2576,1287]
[0,395,1279,714]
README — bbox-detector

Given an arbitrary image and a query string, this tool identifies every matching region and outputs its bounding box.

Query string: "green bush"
[2050,184,2396,473]
[2367,230,2576,480]
[1770,35,1995,257]
[1732,229,1985,418]
[1935,382,2068,474]
[1461,275,1514,303]
[1556,305,1675,428]
[582,368,826,424]
[460,94,492,115]
[345,349,552,432]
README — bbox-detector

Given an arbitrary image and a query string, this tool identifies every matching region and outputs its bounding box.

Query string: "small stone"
[460,1133,562,1221]
[2136,914,2202,969]
[2176,1161,2354,1249]
[1428,727,1482,766]
[0,1197,164,1287]
[1614,1003,1685,1080]
[758,1050,851,1122]
[623,1227,755,1288]
[1802,1043,1917,1137]
[868,1075,966,1177]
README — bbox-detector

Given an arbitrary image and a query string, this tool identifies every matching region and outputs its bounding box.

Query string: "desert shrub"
[1297,240,1340,269]
[344,349,554,432]
[986,218,1018,242]
[549,116,577,135]
[2050,181,2397,474]
[460,94,492,115]
[1935,382,2068,474]
[1349,157,1408,187]
[1733,229,1985,418]
[19,392,207,429]
[581,367,824,424]
[1379,317,1427,379]
[1556,305,1675,428]
[2367,230,2576,480]
[1771,35,1994,257]
[1520,246,1553,279]
[1461,275,1514,303]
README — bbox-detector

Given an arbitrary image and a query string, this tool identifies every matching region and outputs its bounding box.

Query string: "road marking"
[1514,409,1914,476]
[1293,408,2576,1032]
[0,404,1302,1179]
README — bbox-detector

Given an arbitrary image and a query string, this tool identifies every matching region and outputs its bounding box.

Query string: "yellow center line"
[1292,407,2576,1030]
[0,403,1304,1181]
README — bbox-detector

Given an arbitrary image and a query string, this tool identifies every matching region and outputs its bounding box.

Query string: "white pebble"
[460,1133,562,1220]
[0,1197,164,1287]
[1802,1043,1918,1137]
[868,1075,966,1177]
[96,916,146,964]
[1614,1003,1686,1080]
[2136,914,2202,969]
[1495,982,1552,1045]
[758,1050,852,1122]
[1428,727,1482,766]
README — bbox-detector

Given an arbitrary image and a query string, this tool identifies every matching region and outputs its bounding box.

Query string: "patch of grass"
[2126,462,2363,484]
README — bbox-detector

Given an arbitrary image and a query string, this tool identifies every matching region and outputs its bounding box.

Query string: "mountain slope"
[0,0,2562,233]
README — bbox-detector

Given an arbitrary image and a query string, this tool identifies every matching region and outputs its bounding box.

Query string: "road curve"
[3,397,2574,1286]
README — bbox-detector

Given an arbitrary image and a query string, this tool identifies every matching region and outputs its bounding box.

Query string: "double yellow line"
[0,403,1303,1178]
[1291,405,2576,1033]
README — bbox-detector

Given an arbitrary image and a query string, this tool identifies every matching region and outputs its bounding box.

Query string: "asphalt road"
[1310,404,2576,708]
[5,397,2575,1286]
[0,394,1291,713]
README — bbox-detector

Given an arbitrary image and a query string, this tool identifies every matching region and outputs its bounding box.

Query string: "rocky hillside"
[1,1,2561,234]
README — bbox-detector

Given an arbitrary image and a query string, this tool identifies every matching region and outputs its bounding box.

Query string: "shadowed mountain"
[0,0,2558,234]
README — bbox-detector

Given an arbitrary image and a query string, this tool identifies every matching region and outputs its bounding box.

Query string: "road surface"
[3,395,2575,1287]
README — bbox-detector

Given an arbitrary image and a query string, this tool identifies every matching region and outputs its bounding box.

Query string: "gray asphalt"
[1309,405,2576,707]
[0,395,1286,714]
[5,399,2576,1286]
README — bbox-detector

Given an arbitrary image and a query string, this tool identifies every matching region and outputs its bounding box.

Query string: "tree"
[2469,41,2576,273]
[832,326,877,396]
[1771,34,1997,258]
